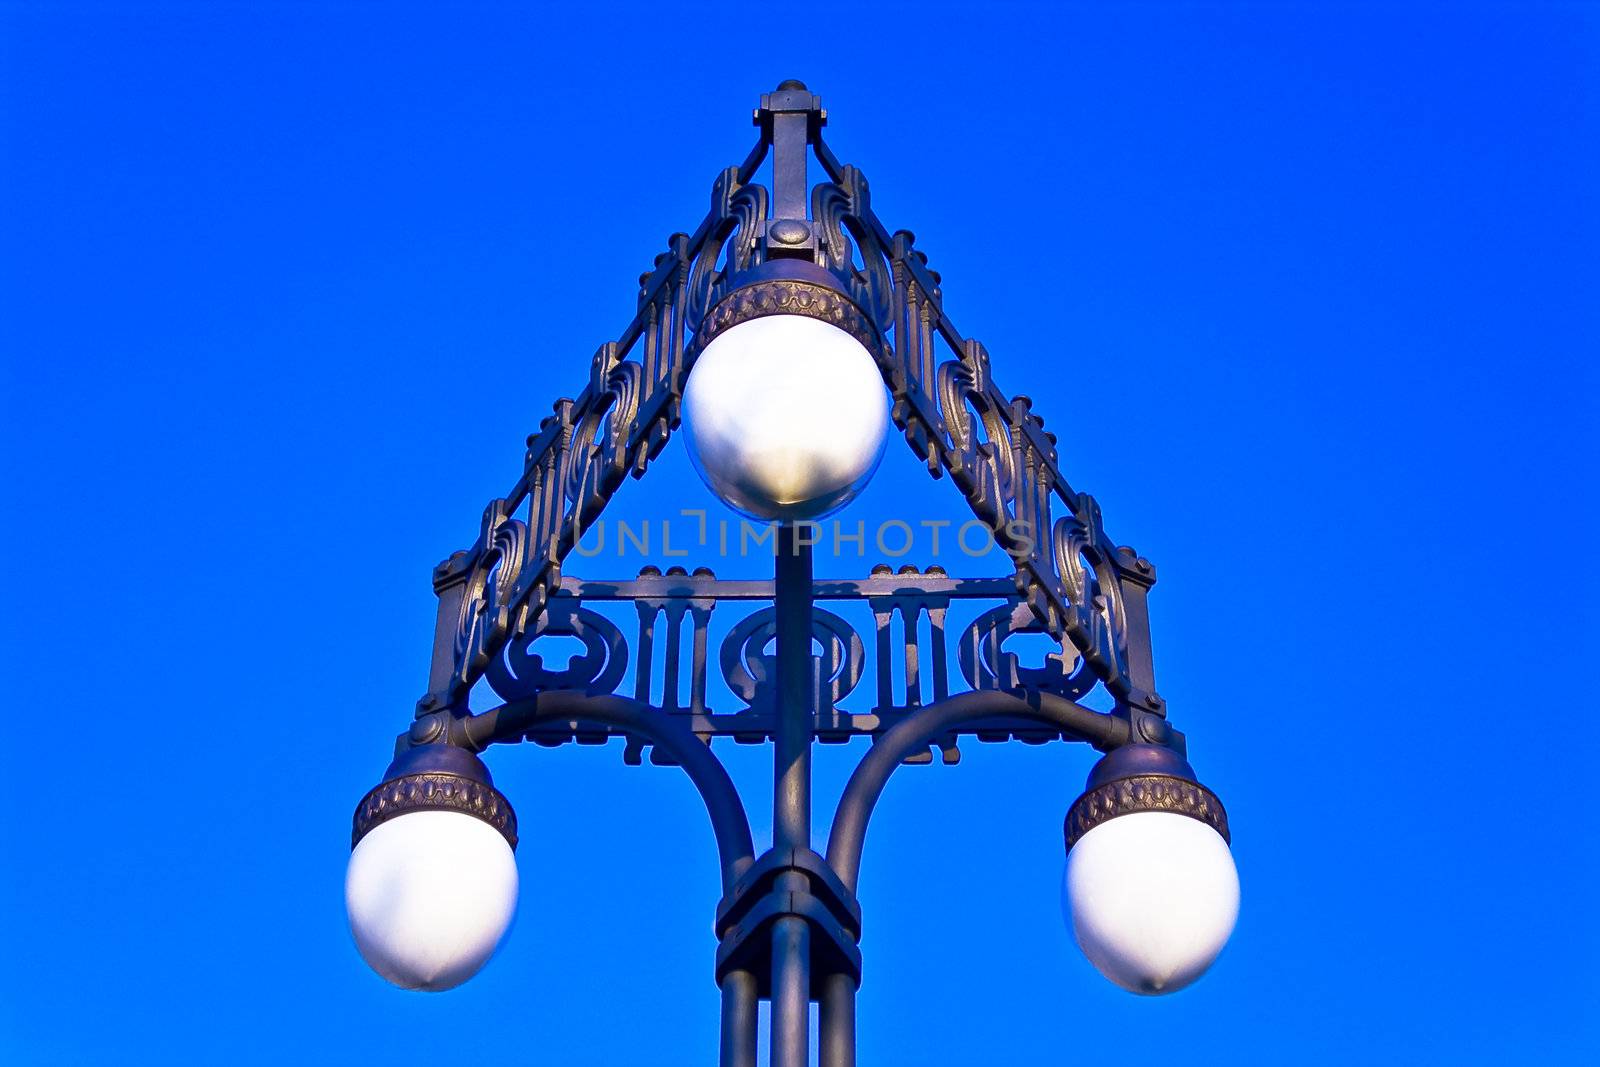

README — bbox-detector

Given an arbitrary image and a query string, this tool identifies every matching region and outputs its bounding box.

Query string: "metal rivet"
[770,219,809,245]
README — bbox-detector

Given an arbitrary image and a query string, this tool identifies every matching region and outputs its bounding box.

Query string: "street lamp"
[345,81,1238,1066]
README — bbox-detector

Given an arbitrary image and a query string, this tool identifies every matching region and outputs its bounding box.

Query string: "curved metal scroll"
[447,502,529,703]
[957,605,1096,702]
[456,691,756,893]
[485,597,628,701]
[721,606,865,713]
[825,689,1129,894]
[811,165,894,336]
[685,168,769,333]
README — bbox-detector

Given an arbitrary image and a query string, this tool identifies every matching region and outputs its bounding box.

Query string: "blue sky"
[2,2,1596,1064]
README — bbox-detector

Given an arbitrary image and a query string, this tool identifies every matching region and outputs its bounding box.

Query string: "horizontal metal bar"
[558,573,1018,601]
[503,707,1081,745]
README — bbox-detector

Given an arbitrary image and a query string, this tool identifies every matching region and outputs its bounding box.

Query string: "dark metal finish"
[719,969,758,1067]
[1065,774,1231,850]
[1083,739,1198,789]
[350,772,518,850]
[1063,742,1229,848]
[351,746,517,849]
[405,81,1162,726]
[774,526,814,854]
[819,972,856,1067]
[825,688,1133,894]
[464,564,1125,758]
[713,848,863,997]
[770,524,815,1067]
[449,690,755,891]
[771,917,809,1067]
[694,262,883,355]
[351,81,1228,1067]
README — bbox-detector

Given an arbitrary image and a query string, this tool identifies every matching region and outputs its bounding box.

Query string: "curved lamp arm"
[450,692,757,892]
[825,690,1130,893]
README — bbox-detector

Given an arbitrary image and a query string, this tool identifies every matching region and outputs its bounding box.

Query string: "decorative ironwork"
[486,597,627,701]
[448,502,530,704]
[810,166,893,334]
[692,278,879,355]
[958,603,1096,702]
[1064,774,1230,849]
[470,565,1100,757]
[721,605,865,716]
[351,773,519,850]
[417,82,1162,721]
[685,168,769,331]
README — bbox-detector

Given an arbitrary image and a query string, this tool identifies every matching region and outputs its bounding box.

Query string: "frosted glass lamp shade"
[346,809,519,991]
[1063,810,1239,994]
[682,314,889,521]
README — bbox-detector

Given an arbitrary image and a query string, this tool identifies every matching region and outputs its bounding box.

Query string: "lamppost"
[345,82,1239,1067]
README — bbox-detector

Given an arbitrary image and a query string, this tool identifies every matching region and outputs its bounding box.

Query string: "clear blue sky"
[3,2,1596,1064]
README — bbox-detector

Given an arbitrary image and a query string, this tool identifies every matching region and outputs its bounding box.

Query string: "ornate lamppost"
[344,82,1239,1067]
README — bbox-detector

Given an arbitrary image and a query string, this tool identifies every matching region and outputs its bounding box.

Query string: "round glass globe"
[682,314,889,521]
[1063,811,1239,994]
[345,809,519,991]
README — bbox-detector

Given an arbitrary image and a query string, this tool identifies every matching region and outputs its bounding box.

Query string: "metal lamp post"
[345,82,1239,1067]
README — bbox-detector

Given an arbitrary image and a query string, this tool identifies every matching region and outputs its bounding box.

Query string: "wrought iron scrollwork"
[1045,496,1130,691]
[685,168,770,334]
[811,165,893,335]
[564,357,645,535]
[936,343,1017,535]
[448,501,529,703]
[424,89,1161,718]
[486,597,628,701]
[722,606,865,716]
[865,223,1144,701]
[447,565,1140,764]
[957,604,1096,702]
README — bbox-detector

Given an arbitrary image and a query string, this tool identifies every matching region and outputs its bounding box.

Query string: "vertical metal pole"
[768,86,811,221]
[819,972,856,1067]
[720,969,758,1067]
[771,522,813,1067]
[774,526,813,850]
[772,916,811,1067]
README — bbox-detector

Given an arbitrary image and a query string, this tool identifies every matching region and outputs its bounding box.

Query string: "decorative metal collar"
[1064,774,1230,851]
[691,260,881,358]
[351,772,519,851]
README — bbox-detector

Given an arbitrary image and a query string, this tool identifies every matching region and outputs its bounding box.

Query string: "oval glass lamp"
[1063,810,1238,994]
[346,809,519,991]
[346,747,520,992]
[682,313,889,522]
[1062,746,1239,994]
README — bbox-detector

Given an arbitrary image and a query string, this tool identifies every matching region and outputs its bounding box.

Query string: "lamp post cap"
[382,742,495,786]
[776,79,808,91]
[1085,743,1197,790]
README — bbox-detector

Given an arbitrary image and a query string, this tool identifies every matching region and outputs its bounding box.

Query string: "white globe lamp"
[1062,745,1238,994]
[346,746,520,992]
[683,264,889,522]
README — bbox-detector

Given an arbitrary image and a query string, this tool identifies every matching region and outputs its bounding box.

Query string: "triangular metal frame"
[419,82,1166,733]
